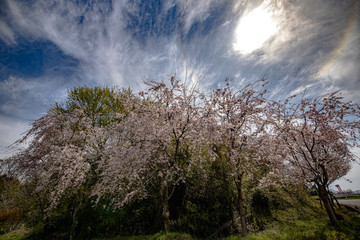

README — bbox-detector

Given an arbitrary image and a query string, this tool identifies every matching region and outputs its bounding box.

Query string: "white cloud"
[289,83,316,96]
[317,31,360,90]
[0,76,38,99]
[0,75,69,120]
[181,0,215,35]
[0,115,29,159]
[0,0,359,191]
[0,0,357,106]
[0,20,16,44]
[2,0,229,90]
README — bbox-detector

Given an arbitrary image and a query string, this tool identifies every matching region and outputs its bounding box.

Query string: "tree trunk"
[70,204,80,240]
[160,180,171,231]
[328,187,341,208]
[235,173,247,236]
[316,188,323,209]
[317,184,338,225]
[333,195,341,208]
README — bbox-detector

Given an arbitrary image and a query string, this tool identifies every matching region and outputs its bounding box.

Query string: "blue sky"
[0,0,359,191]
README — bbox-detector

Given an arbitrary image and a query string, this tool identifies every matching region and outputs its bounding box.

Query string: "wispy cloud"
[0,21,16,44]
[0,115,28,158]
[0,76,67,119]
[0,0,359,151]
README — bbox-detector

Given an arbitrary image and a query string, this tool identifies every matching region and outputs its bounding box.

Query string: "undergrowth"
[0,228,32,240]
[224,207,360,240]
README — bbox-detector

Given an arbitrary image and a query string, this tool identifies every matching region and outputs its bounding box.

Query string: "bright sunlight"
[233,4,277,55]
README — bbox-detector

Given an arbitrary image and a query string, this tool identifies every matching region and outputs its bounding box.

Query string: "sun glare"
[233,4,277,55]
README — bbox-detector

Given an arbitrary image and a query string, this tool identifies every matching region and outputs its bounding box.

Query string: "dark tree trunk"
[235,173,247,236]
[317,183,338,225]
[333,195,341,208]
[316,188,323,209]
[328,187,341,208]
[70,204,80,240]
[160,180,171,231]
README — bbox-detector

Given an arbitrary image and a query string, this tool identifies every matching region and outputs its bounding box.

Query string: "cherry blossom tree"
[205,78,270,236]
[273,92,360,224]
[95,77,204,231]
[5,86,132,239]
[6,77,358,236]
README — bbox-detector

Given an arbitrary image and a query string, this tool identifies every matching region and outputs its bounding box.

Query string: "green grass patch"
[1,230,196,240]
[222,218,327,240]
[223,207,360,240]
[95,232,196,240]
[336,196,360,200]
[0,228,32,240]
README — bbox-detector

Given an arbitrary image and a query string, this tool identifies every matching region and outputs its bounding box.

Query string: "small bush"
[251,190,271,217]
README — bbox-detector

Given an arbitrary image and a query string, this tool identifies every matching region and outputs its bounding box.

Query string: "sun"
[233,4,277,55]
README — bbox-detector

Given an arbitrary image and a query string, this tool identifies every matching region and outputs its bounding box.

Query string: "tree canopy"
[2,79,359,238]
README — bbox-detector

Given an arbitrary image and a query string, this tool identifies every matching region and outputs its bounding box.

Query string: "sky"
[0,0,359,191]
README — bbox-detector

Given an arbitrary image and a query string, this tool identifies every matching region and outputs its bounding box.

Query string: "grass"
[0,231,196,240]
[223,219,327,240]
[335,196,360,200]
[94,232,196,240]
[311,194,360,200]
[0,228,32,240]
[223,207,360,240]
[1,204,359,240]
[2,215,360,240]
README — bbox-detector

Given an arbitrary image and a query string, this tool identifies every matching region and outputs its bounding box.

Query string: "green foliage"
[3,84,359,239]
[315,207,360,240]
[38,86,134,239]
[171,156,236,239]
[100,197,162,236]
[249,189,271,232]
[0,176,21,233]
[223,207,360,240]
[251,189,271,217]
[0,175,37,234]
[151,232,196,240]
[54,86,132,127]
[265,183,324,220]
[21,196,162,239]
